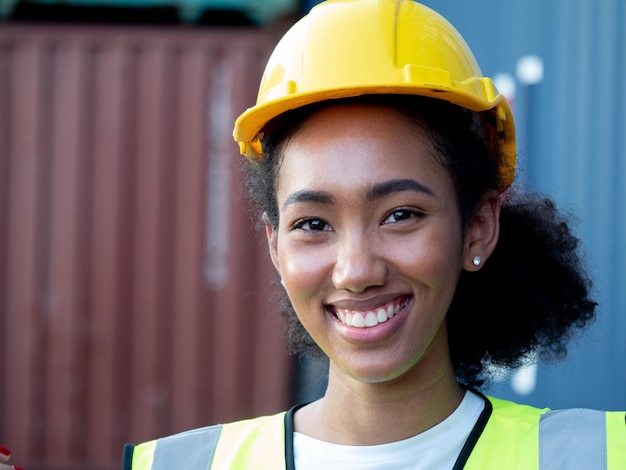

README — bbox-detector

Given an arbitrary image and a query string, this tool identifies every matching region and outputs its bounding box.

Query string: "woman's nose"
[331,231,387,293]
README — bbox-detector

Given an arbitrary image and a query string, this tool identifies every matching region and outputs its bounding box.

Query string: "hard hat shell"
[233,0,516,191]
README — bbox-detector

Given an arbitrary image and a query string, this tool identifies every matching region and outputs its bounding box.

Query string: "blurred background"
[0,0,624,468]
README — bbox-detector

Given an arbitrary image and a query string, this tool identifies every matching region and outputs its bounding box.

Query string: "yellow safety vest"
[124,395,626,469]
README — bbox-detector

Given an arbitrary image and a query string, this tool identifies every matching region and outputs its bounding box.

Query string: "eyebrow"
[281,178,434,211]
[366,178,435,200]
[281,190,335,211]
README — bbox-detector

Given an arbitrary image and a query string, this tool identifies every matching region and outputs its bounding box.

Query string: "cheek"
[277,242,335,336]
[389,225,463,285]
[278,241,334,298]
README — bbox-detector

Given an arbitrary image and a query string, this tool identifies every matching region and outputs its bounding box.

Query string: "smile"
[332,297,410,328]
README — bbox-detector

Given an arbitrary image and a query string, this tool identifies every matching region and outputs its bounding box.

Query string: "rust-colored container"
[0,24,293,470]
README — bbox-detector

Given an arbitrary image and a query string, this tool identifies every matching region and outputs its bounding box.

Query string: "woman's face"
[268,104,480,385]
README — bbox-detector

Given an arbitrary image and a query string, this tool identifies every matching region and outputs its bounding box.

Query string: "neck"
[295,351,464,445]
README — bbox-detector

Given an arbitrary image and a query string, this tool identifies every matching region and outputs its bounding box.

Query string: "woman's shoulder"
[469,395,626,468]
[486,396,549,419]
[142,409,288,446]
[124,410,289,470]
[483,394,624,449]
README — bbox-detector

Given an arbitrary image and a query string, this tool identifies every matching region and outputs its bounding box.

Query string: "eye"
[381,209,423,225]
[292,218,332,232]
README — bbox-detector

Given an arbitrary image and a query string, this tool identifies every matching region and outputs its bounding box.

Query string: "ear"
[462,191,500,271]
[263,212,281,273]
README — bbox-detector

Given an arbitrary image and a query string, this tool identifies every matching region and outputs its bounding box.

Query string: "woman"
[124,0,626,468]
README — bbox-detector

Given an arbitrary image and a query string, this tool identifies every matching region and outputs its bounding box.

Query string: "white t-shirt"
[293,390,484,470]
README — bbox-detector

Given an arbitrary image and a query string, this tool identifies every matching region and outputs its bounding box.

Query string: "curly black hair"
[242,95,597,389]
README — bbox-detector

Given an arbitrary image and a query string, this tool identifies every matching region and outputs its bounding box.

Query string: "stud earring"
[280,278,285,287]
[472,256,481,267]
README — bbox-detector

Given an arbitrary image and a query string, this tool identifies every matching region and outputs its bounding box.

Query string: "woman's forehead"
[275,105,451,200]
[282,104,429,156]
[294,102,421,136]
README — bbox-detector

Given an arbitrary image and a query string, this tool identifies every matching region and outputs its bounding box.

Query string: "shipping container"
[0,24,293,470]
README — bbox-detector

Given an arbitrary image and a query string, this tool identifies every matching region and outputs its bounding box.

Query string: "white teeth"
[352,312,365,328]
[335,298,408,328]
[365,311,378,327]
[387,305,395,319]
[377,308,388,323]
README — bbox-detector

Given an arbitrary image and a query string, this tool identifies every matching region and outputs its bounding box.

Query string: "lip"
[327,295,413,344]
[327,292,409,311]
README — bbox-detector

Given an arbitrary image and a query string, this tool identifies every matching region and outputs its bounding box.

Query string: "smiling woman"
[267,104,477,395]
[123,1,626,469]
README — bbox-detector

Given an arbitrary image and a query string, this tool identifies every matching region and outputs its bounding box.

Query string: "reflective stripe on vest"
[539,408,606,469]
[129,412,287,470]
[127,398,625,469]
[152,424,222,469]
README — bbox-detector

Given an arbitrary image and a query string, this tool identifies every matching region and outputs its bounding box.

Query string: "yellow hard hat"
[233,0,515,190]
